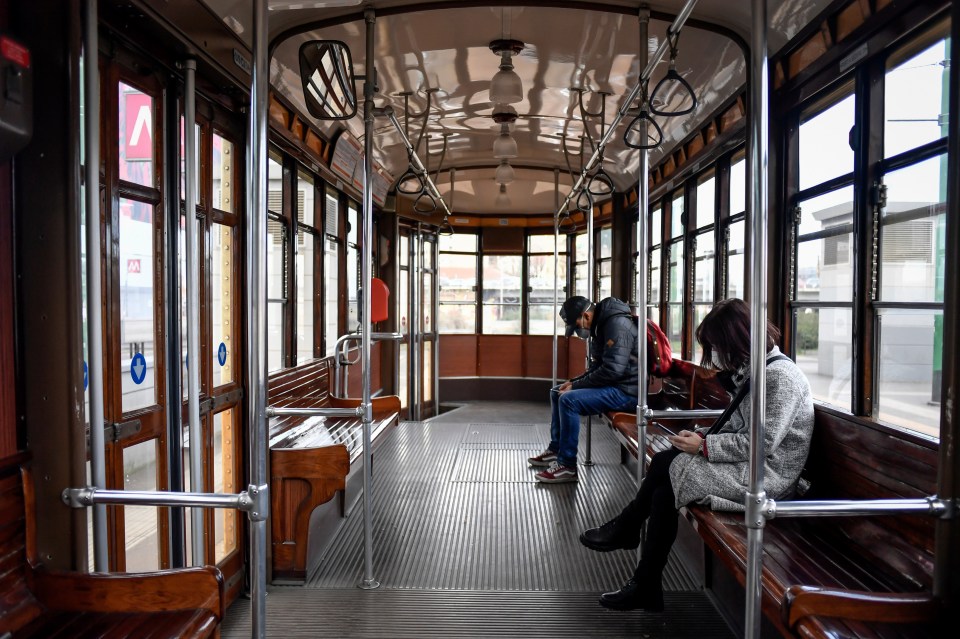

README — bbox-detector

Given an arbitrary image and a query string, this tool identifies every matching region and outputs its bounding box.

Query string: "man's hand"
[668,430,702,455]
[557,381,573,393]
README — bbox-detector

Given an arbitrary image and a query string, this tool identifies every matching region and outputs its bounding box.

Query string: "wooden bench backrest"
[0,454,42,633]
[802,409,937,589]
[267,359,332,409]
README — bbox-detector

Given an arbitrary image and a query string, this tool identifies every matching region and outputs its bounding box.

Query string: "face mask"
[574,327,590,340]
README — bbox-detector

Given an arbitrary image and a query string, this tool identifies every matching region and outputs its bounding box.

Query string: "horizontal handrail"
[645,408,724,420]
[266,406,362,418]
[767,496,949,519]
[335,331,404,395]
[62,485,268,519]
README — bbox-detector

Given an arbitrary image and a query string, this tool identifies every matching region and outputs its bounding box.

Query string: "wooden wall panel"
[0,164,15,457]
[478,335,522,377]
[524,335,561,379]
[567,337,588,379]
[439,335,477,377]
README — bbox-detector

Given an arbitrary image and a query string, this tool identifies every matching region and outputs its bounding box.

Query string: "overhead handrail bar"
[82,0,108,572]
[64,487,265,512]
[555,0,701,219]
[381,107,451,218]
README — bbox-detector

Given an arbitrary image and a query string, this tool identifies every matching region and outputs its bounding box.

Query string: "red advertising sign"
[124,92,153,160]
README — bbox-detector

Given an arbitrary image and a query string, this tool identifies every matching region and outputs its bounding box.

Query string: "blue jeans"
[549,385,636,468]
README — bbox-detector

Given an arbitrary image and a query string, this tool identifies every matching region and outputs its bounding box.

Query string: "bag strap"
[705,354,791,436]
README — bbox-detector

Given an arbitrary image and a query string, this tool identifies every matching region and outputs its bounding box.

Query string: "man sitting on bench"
[529,295,640,484]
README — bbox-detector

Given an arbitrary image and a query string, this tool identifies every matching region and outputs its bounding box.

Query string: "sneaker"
[535,463,578,483]
[528,449,558,467]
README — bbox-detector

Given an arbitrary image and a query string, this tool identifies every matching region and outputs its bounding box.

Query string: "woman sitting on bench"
[579,298,814,612]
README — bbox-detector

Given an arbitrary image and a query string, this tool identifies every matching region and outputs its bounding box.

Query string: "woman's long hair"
[695,298,781,371]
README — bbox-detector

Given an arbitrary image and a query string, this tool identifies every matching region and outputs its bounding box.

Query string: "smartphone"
[655,423,678,437]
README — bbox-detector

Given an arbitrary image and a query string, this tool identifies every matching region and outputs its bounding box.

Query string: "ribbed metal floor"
[221,402,734,638]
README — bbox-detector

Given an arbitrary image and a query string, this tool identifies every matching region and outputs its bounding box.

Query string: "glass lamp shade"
[490,65,523,104]
[495,185,511,207]
[493,131,518,158]
[494,161,515,185]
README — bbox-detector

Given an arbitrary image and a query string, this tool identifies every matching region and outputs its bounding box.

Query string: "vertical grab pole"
[583,151,595,467]
[184,59,205,567]
[744,0,770,637]
[552,169,559,389]
[247,0,270,636]
[636,6,651,493]
[83,0,108,572]
[359,8,380,590]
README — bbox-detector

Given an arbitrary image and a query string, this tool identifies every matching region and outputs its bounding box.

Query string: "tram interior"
[0,0,957,637]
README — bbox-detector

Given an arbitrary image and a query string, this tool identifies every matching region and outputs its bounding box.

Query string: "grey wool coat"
[668,346,814,512]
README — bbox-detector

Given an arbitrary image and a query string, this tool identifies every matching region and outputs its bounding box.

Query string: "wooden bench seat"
[0,454,223,638]
[267,360,400,582]
[603,361,939,637]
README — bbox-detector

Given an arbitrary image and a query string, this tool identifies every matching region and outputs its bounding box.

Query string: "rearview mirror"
[299,40,358,120]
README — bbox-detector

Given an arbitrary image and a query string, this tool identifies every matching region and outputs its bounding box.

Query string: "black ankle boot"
[598,579,664,612]
[579,518,639,552]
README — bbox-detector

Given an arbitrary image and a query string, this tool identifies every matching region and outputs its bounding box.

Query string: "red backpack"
[645,319,673,376]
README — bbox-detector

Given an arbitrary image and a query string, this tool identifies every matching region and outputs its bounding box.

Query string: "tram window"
[482,255,522,334]
[651,205,663,247]
[729,156,745,217]
[438,235,477,334]
[296,229,316,363]
[212,134,234,213]
[213,408,239,562]
[267,215,287,372]
[880,156,946,303]
[670,191,684,238]
[726,220,745,299]
[527,234,567,335]
[876,309,942,437]
[693,230,715,361]
[695,172,716,230]
[119,197,157,413]
[796,187,855,302]
[123,439,160,572]
[211,224,234,387]
[798,92,855,191]
[424,264,434,334]
[573,232,588,298]
[118,82,155,189]
[650,247,661,305]
[884,30,950,160]
[793,307,853,410]
[667,239,684,354]
[598,227,612,300]
[297,170,316,228]
[347,202,359,330]
[324,190,340,357]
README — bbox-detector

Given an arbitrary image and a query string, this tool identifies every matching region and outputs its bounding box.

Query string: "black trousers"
[617,447,684,584]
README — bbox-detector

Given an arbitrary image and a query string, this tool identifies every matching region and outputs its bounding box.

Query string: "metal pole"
[744,0,770,636]
[555,0,701,218]
[266,406,361,418]
[359,7,380,590]
[635,6,652,566]
[552,169,559,389]
[247,0,270,635]
[183,59,204,567]
[411,230,420,421]
[583,142,596,467]
[770,497,947,519]
[433,238,440,414]
[83,0,108,572]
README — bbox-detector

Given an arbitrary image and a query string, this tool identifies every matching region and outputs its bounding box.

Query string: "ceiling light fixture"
[495,159,515,185]
[495,184,511,208]
[489,39,524,104]
[492,107,519,158]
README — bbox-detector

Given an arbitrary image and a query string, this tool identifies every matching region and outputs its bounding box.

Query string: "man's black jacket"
[568,297,639,397]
